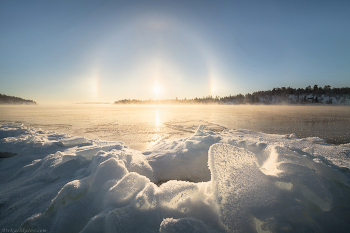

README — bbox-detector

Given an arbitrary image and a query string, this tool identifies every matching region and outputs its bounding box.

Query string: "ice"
[57,137,88,147]
[193,124,206,136]
[144,130,221,183]
[1,123,350,232]
[159,217,221,233]
[76,144,123,160]
[208,143,278,232]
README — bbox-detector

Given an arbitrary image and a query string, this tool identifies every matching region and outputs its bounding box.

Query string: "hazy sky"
[1,0,349,104]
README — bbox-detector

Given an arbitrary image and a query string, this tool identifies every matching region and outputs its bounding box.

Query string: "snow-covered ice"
[0,123,350,232]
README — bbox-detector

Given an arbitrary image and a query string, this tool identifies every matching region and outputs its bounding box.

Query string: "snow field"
[0,123,350,232]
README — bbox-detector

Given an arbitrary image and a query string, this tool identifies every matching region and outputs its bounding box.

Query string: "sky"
[1,0,349,104]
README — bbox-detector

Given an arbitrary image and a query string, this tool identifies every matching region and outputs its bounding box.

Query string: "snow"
[1,123,350,232]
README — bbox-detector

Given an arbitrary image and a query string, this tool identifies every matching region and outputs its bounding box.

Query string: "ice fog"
[0,105,349,150]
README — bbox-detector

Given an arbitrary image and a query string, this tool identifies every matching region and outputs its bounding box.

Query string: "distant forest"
[114,85,350,105]
[0,93,37,105]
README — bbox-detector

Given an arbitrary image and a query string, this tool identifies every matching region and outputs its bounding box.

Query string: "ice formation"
[1,123,350,233]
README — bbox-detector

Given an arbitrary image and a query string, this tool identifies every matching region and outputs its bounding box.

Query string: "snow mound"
[1,123,350,232]
[143,127,221,183]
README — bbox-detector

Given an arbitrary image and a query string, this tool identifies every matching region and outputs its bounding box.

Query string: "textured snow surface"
[1,123,350,233]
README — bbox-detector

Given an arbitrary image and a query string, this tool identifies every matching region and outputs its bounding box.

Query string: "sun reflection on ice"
[155,108,160,128]
[151,108,163,144]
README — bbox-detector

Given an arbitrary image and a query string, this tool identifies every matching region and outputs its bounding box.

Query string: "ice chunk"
[146,131,220,183]
[193,125,206,136]
[208,143,278,233]
[76,144,123,160]
[302,137,326,144]
[57,137,88,147]
[159,217,221,233]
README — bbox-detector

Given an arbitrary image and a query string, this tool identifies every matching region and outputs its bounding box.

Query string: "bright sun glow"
[153,84,161,96]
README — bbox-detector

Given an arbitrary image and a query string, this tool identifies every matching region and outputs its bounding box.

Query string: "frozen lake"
[0,104,349,150]
[1,107,350,232]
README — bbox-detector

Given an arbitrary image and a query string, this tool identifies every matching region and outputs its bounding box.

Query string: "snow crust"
[1,123,350,233]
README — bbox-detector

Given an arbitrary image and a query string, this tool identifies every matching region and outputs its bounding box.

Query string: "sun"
[153,84,161,96]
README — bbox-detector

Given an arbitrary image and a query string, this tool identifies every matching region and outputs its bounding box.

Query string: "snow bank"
[1,123,350,233]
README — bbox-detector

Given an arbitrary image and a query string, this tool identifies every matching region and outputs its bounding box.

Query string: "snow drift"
[0,123,350,233]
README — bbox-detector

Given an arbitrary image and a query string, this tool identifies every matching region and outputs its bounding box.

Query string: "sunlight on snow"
[1,123,350,232]
[260,146,282,176]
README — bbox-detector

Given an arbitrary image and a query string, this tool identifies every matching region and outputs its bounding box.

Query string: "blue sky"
[1,0,349,104]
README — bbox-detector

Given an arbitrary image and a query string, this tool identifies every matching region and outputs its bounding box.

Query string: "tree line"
[0,93,37,105]
[114,85,350,105]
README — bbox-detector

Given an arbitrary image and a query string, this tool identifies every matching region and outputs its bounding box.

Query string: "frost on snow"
[0,123,350,233]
